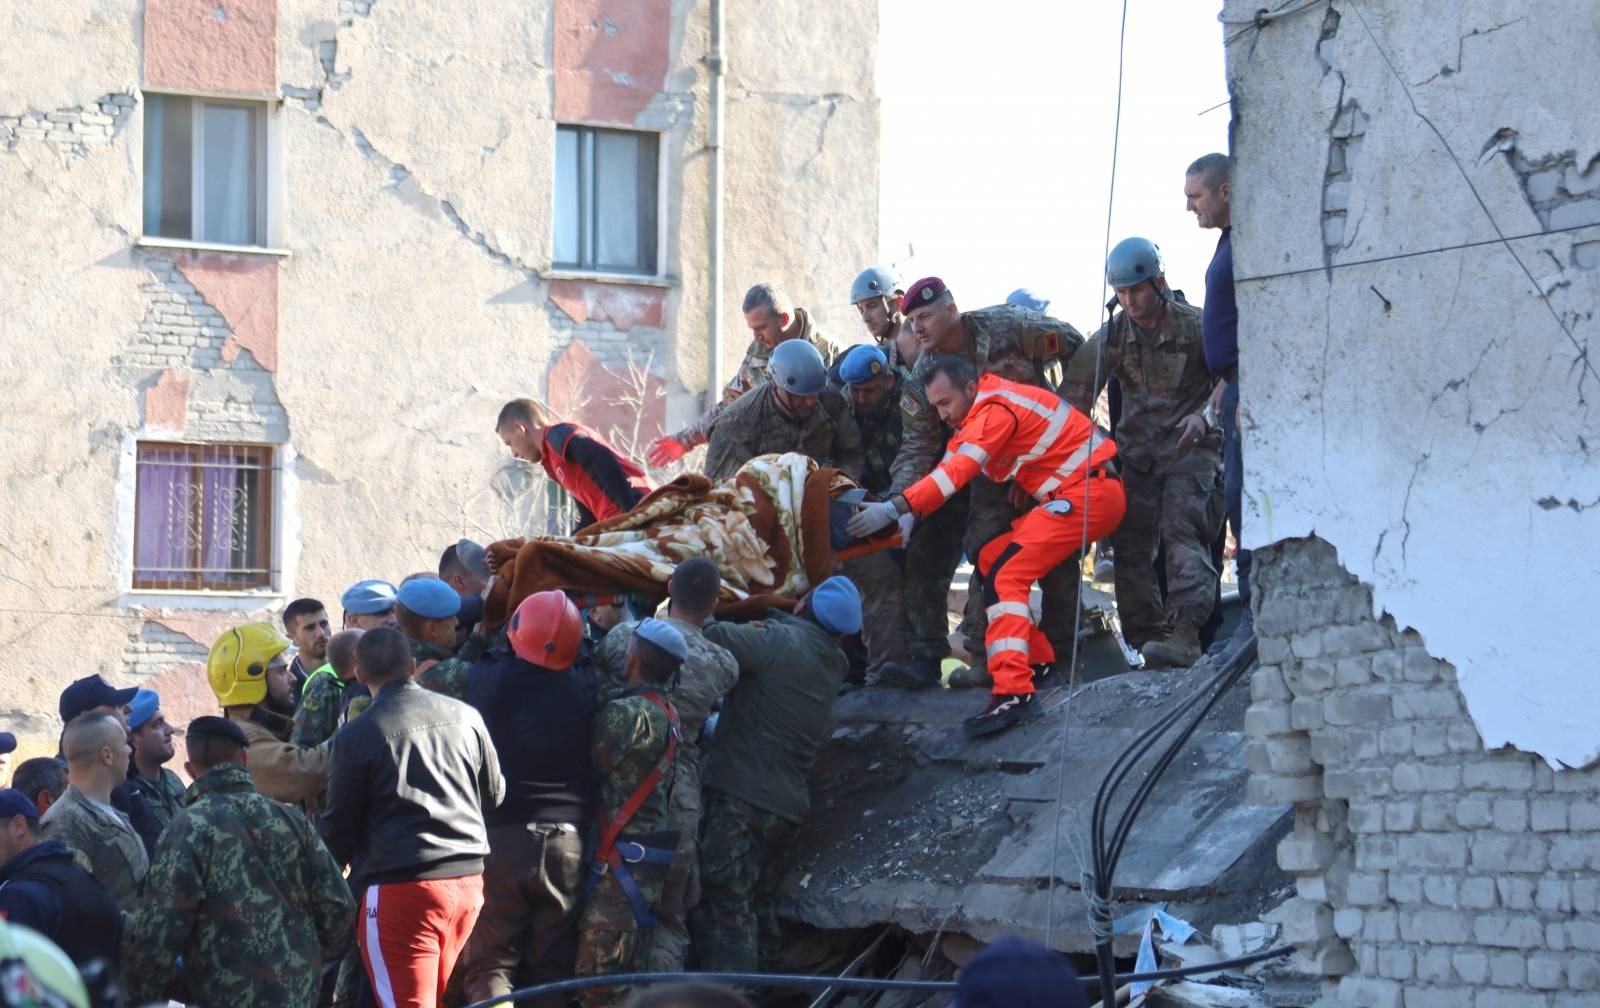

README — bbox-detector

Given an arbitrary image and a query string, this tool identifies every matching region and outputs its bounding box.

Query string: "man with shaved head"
[40,712,149,907]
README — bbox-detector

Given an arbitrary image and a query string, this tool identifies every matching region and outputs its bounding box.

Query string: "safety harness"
[585,690,681,929]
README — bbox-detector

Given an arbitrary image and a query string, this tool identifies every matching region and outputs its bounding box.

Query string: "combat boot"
[876,658,941,690]
[946,657,993,690]
[1140,618,1203,669]
[962,693,1040,737]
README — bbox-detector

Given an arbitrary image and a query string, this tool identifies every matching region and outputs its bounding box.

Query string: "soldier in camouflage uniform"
[595,560,737,972]
[892,278,1086,683]
[703,340,864,482]
[290,629,363,748]
[694,578,858,972]
[124,716,354,1008]
[1062,239,1223,667]
[397,577,490,699]
[849,264,919,372]
[836,345,922,686]
[41,713,148,909]
[576,620,686,1008]
[648,282,838,466]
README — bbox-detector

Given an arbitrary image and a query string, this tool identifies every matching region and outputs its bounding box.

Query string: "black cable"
[459,946,1297,1007]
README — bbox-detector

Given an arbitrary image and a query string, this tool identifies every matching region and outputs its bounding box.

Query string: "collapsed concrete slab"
[778,661,1293,956]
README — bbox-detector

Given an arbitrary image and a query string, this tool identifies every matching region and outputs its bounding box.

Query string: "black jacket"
[320,679,504,886]
[0,840,124,968]
[466,652,598,828]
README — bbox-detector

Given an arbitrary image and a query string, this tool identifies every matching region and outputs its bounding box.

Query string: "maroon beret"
[900,277,949,314]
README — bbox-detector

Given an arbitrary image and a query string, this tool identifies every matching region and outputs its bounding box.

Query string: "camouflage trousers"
[574,845,671,1008]
[963,476,1082,659]
[637,770,709,973]
[692,791,797,973]
[902,483,971,660]
[1110,455,1224,648]
[843,548,909,678]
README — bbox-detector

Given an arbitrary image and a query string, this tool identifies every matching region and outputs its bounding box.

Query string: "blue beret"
[955,935,1086,1008]
[839,345,889,385]
[634,618,688,662]
[1006,287,1050,314]
[0,733,15,755]
[0,789,40,821]
[397,577,462,620]
[341,578,398,615]
[808,576,862,635]
[127,688,160,731]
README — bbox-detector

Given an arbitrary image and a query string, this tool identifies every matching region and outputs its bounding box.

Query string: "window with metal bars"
[133,443,276,591]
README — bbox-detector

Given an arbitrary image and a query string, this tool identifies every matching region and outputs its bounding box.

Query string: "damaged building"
[0,0,878,760]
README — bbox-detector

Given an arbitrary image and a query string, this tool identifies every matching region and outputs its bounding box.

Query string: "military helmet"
[0,920,90,1008]
[207,622,291,708]
[1106,237,1165,289]
[850,265,900,305]
[769,339,828,397]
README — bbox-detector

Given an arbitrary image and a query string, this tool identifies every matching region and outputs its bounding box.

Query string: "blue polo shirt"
[1202,227,1238,377]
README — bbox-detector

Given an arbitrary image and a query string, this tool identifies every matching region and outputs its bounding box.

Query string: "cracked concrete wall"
[0,0,877,756]
[1224,0,1599,771]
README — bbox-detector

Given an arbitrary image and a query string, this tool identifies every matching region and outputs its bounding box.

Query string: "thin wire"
[1045,0,1129,953]
[1234,220,1600,285]
[1218,0,1327,26]
[1344,0,1597,392]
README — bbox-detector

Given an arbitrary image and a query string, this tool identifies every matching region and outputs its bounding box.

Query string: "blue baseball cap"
[397,577,462,620]
[0,789,40,822]
[839,345,890,385]
[955,935,1086,1008]
[634,618,688,662]
[59,675,139,723]
[126,689,160,731]
[1006,288,1050,314]
[807,576,862,636]
[341,579,398,616]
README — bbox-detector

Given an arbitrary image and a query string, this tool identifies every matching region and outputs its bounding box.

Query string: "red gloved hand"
[647,435,688,467]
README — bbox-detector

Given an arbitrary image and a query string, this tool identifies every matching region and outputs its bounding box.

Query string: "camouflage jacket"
[703,383,863,482]
[847,373,905,496]
[123,763,355,1008]
[673,309,836,448]
[38,785,148,909]
[891,305,1084,493]
[591,688,678,837]
[129,767,187,836]
[1061,299,1221,474]
[596,618,738,806]
[291,663,347,748]
[415,634,487,701]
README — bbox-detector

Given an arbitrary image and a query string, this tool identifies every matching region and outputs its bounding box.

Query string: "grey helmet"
[768,339,828,396]
[850,265,901,305]
[1106,237,1165,289]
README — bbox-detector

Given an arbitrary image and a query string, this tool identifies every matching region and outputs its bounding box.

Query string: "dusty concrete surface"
[780,664,1293,956]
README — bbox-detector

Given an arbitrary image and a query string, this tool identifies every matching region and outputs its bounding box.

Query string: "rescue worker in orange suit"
[497,398,655,532]
[848,355,1126,737]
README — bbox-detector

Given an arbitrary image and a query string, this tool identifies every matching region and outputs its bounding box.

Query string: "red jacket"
[903,374,1115,517]
[541,423,654,529]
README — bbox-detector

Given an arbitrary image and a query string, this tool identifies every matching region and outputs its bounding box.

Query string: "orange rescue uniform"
[902,375,1127,695]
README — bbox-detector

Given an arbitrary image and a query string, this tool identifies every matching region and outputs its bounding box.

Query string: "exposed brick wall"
[1247,537,1600,1006]
[0,93,134,155]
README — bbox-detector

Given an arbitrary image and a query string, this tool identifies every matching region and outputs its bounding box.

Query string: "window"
[554,125,659,275]
[142,94,269,248]
[133,443,276,591]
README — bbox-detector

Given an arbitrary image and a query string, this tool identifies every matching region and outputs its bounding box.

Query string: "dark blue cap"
[808,576,862,635]
[126,689,160,731]
[0,733,15,755]
[59,675,139,723]
[839,345,890,385]
[397,577,462,619]
[0,789,40,821]
[341,579,398,615]
[634,618,688,662]
[955,936,1086,1008]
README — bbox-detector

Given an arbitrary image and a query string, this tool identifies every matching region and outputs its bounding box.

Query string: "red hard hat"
[508,591,583,670]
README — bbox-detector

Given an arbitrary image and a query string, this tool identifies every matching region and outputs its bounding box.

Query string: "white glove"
[896,511,916,543]
[847,500,900,538]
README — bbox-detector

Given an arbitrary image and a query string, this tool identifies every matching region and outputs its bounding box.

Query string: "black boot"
[876,658,941,690]
[962,693,1040,737]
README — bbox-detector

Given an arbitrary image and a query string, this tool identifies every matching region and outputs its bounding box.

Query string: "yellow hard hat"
[0,919,90,1008]
[207,622,290,708]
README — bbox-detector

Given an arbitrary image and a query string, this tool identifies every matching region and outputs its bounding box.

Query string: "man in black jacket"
[0,788,123,971]
[320,627,505,1008]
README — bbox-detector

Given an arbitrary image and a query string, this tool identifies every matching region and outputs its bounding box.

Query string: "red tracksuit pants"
[976,476,1127,696]
[358,874,485,1008]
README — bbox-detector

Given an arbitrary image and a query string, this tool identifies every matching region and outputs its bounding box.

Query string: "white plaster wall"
[1225,0,1600,768]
